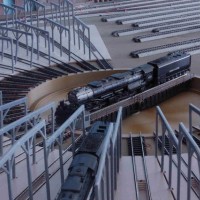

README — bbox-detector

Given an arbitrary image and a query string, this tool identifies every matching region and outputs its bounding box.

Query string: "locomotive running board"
[89,73,193,121]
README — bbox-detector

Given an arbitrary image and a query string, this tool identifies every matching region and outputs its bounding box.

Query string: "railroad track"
[112,20,200,37]
[76,0,173,15]
[132,12,200,27]
[133,25,200,43]
[116,6,200,25]
[130,38,200,58]
[102,0,200,22]
[128,134,152,200]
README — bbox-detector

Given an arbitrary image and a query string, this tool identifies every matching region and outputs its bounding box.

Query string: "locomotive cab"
[149,52,191,84]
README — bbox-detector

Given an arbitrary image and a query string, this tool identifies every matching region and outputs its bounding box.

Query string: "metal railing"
[0,120,47,200]
[178,123,200,200]
[0,102,55,162]
[44,17,71,61]
[0,104,86,200]
[24,0,46,28]
[94,107,122,200]
[155,106,179,190]
[0,26,34,67]
[15,20,50,65]
[0,36,14,73]
[189,103,200,135]
[73,16,91,59]
[155,105,200,200]
[0,97,28,156]
[44,105,86,200]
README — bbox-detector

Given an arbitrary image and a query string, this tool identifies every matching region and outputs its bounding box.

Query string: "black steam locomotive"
[56,52,191,124]
[57,121,110,200]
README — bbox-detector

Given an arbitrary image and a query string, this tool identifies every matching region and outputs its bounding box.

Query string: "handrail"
[155,106,179,189]
[0,120,46,200]
[0,97,28,156]
[189,103,200,135]
[44,105,86,200]
[94,107,122,200]
[0,102,55,163]
[155,105,200,200]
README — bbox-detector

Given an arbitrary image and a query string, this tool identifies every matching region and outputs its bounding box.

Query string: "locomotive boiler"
[55,52,191,124]
[57,121,110,200]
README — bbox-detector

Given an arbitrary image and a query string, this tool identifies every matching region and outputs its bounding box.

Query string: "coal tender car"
[56,52,191,124]
[57,121,109,200]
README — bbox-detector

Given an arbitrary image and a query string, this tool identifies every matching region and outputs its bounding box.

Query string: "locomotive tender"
[57,121,110,200]
[56,52,191,124]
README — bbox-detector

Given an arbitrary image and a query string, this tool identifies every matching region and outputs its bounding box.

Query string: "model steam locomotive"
[56,52,191,124]
[57,121,109,200]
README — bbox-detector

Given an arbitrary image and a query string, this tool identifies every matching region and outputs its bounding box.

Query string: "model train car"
[56,52,191,124]
[57,121,110,200]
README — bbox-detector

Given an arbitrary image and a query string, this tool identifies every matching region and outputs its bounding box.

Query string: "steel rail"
[130,38,200,58]
[139,134,152,200]
[102,1,200,22]
[117,6,200,24]
[133,25,200,43]
[130,134,140,200]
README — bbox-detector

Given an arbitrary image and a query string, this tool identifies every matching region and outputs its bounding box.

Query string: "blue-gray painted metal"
[50,2,61,24]
[0,97,27,114]
[0,36,14,73]
[44,105,86,200]
[155,105,200,199]
[0,97,27,156]
[12,4,25,21]
[0,120,46,200]
[74,16,91,59]
[32,0,46,28]
[189,103,200,135]
[0,3,15,26]
[24,0,46,28]
[44,17,70,61]
[15,20,50,65]
[62,0,74,30]
[95,123,114,200]
[178,122,200,200]
[94,107,122,200]
[0,91,2,106]
[155,106,179,189]
[0,26,33,67]
[0,102,55,163]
